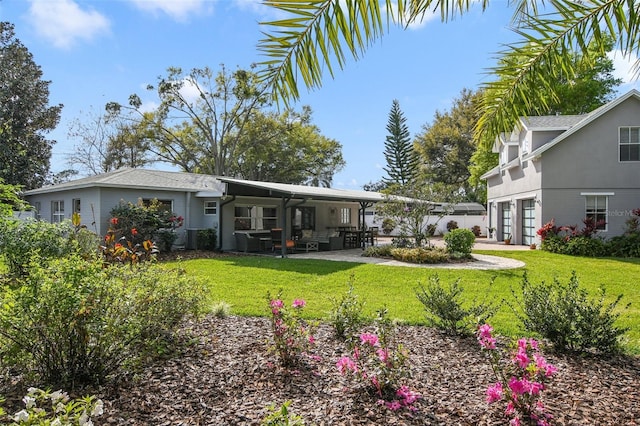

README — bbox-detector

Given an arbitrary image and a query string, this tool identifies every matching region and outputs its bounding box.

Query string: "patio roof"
[217,177,390,203]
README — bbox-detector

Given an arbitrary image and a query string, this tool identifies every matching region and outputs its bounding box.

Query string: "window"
[522,139,530,154]
[500,147,508,165]
[234,205,277,230]
[501,201,511,240]
[34,202,41,220]
[72,198,81,214]
[619,127,640,161]
[204,201,217,215]
[585,195,608,230]
[340,208,351,225]
[52,200,64,223]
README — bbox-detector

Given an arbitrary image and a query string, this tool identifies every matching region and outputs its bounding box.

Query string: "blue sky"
[1,0,638,189]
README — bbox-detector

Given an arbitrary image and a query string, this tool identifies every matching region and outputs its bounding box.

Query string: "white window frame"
[234,204,277,230]
[582,193,609,231]
[72,198,81,214]
[340,207,351,225]
[204,200,217,215]
[52,200,65,223]
[619,126,640,162]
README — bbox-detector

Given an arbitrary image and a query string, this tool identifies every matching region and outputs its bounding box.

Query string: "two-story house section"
[482,89,640,246]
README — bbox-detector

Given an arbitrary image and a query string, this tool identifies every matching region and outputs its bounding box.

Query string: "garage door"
[522,199,535,245]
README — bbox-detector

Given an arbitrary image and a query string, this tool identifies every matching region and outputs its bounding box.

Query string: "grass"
[167,249,640,354]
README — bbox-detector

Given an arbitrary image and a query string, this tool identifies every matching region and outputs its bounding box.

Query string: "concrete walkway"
[289,238,527,270]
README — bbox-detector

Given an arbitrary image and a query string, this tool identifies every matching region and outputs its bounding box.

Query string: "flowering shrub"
[389,247,449,264]
[537,218,607,256]
[607,208,640,257]
[4,387,103,425]
[478,324,557,426]
[267,292,318,367]
[336,309,420,411]
[101,226,158,265]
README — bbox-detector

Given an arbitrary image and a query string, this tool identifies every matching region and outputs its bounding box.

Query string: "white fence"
[365,213,487,237]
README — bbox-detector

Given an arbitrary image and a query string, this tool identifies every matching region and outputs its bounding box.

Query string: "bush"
[565,235,607,257]
[446,220,458,232]
[362,244,394,258]
[512,272,629,354]
[328,278,366,341]
[607,233,640,257]
[426,223,437,237]
[415,274,497,335]
[197,228,217,250]
[0,254,207,388]
[390,247,449,264]
[443,228,475,257]
[261,400,305,426]
[0,218,95,277]
[470,225,482,237]
[381,218,395,235]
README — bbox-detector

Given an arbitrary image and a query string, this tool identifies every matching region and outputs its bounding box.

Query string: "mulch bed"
[90,316,639,425]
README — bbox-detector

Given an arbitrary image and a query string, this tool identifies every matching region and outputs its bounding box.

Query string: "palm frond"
[476,0,637,145]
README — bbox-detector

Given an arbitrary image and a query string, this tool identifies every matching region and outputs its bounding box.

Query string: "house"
[481,89,640,246]
[22,168,391,253]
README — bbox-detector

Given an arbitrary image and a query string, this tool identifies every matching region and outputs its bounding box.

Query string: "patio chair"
[270,228,295,253]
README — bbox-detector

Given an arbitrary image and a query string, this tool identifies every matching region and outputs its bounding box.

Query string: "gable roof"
[521,114,586,131]
[523,89,640,160]
[24,168,225,195]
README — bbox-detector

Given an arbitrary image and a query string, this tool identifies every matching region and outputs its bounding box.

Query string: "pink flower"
[376,348,389,364]
[270,299,284,309]
[478,323,493,339]
[486,382,503,404]
[508,377,528,396]
[292,299,306,308]
[505,400,515,415]
[396,385,421,405]
[359,333,379,347]
[529,338,539,350]
[544,363,558,377]
[529,381,544,395]
[517,338,528,351]
[479,336,497,350]
[336,356,357,374]
[510,417,521,426]
[308,335,316,344]
[385,400,402,411]
[513,349,530,369]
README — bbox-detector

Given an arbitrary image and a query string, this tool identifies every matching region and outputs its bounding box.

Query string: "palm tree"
[257,0,639,145]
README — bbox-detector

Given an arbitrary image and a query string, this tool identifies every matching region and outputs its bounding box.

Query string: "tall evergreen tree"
[0,22,62,190]
[382,100,419,187]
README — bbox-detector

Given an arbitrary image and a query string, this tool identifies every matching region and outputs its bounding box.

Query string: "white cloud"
[27,0,110,49]
[127,0,211,22]
[608,49,640,90]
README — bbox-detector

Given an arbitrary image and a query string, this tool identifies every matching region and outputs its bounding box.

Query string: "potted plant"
[504,234,511,245]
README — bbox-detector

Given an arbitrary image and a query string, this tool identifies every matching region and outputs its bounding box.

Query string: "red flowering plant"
[478,324,557,426]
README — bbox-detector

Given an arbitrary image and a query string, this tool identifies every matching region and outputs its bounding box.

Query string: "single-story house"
[23,168,398,254]
[482,89,640,246]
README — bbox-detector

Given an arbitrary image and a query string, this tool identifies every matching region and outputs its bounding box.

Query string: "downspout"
[218,195,236,251]
[280,196,291,257]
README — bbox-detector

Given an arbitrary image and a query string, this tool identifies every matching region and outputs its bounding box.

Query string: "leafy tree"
[363,180,386,192]
[257,1,636,143]
[0,179,28,217]
[382,100,419,187]
[414,88,481,201]
[107,64,270,176]
[377,179,460,246]
[0,22,62,189]
[230,107,345,186]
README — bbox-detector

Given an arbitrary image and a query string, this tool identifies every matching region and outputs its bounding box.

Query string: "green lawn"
[168,250,640,354]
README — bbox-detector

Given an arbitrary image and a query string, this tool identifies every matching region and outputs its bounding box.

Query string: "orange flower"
[131,228,138,236]
[110,217,118,225]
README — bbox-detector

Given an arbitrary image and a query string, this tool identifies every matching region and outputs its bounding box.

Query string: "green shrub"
[607,233,640,257]
[0,254,207,388]
[197,228,217,250]
[512,272,629,354]
[381,218,395,235]
[0,218,97,277]
[261,400,305,426]
[328,277,366,340]
[446,220,458,231]
[362,244,393,258]
[390,247,449,264]
[565,236,607,256]
[415,274,497,335]
[443,228,475,257]
[211,301,232,318]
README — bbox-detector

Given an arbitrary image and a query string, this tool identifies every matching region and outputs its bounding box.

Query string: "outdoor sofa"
[298,229,344,251]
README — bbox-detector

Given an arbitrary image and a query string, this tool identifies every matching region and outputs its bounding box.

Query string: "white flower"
[22,395,36,409]
[78,411,94,426]
[55,402,66,413]
[13,410,29,422]
[51,419,62,426]
[50,390,68,404]
[91,400,104,416]
[26,387,38,395]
